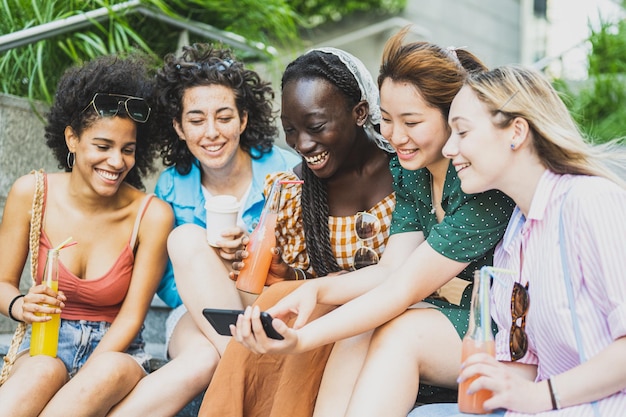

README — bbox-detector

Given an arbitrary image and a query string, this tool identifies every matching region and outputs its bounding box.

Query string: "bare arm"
[296,238,468,351]
[462,337,626,413]
[237,232,469,354]
[550,336,626,409]
[0,175,64,322]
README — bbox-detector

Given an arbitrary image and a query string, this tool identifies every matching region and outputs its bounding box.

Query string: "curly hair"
[44,53,159,190]
[155,43,278,175]
[281,50,364,277]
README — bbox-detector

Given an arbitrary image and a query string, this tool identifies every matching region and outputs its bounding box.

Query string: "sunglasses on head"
[175,59,234,72]
[80,93,151,123]
[352,211,381,270]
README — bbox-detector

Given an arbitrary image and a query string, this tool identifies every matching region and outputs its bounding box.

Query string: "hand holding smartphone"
[202,308,284,340]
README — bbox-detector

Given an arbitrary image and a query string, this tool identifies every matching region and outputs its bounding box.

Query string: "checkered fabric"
[265,172,395,276]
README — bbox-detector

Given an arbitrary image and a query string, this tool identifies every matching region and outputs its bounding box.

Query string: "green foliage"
[555,11,626,144]
[0,0,404,104]
[288,0,406,26]
[0,0,160,103]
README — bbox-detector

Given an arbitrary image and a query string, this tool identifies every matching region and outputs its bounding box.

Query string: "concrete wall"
[0,95,58,211]
[402,0,523,68]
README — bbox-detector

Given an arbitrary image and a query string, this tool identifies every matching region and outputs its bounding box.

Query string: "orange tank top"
[36,175,154,323]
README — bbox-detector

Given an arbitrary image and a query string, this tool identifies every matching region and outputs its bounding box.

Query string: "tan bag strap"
[0,169,45,385]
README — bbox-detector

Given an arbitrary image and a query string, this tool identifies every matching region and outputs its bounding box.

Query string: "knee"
[171,346,220,387]
[167,224,206,259]
[370,311,426,353]
[84,352,144,384]
[28,355,68,386]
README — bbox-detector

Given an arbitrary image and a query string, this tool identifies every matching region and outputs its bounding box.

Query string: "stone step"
[1,298,201,416]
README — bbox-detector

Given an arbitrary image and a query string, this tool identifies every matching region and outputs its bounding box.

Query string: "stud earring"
[510,143,516,150]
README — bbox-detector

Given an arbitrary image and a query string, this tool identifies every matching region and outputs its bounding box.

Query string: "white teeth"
[456,163,471,172]
[305,151,329,165]
[206,144,225,152]
[97,169,120,180]
[397,148,416,155]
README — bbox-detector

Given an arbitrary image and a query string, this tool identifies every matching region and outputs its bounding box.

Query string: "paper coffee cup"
[205,195,241,247]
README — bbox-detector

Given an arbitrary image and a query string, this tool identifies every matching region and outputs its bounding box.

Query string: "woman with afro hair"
[0,53,173,416]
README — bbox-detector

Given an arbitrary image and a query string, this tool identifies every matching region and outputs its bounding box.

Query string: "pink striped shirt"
[491,170,626,417]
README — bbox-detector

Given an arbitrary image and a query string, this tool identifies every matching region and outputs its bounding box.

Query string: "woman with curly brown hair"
[0,53,173,416]
[107,43,298,416]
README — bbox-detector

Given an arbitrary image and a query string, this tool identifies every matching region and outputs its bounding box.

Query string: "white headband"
[309,47,395,153]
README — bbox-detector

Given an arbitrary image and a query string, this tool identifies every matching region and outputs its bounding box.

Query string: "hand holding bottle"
[15,286,65,324]
[30,237,76,357]
[236,180,302,294]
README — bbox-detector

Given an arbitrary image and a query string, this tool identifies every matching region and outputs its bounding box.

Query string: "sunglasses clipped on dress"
[352,211,382,270]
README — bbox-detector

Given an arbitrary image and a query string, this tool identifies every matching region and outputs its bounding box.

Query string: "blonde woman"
[413,65,626,416]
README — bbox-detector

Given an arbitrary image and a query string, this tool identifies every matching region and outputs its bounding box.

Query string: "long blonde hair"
[465,65,626,188]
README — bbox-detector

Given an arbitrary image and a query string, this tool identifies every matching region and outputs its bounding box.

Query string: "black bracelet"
[547,378,560,410]
[8,294,25,323]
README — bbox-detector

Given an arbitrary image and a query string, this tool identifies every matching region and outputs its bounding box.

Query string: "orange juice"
[30,280,61,357]
[236,212,278,294]
[458,337,496,414]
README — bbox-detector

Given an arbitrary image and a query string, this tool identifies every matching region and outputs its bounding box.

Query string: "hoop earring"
[66,152,75,169]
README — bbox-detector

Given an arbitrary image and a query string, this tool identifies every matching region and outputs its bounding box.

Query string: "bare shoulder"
[140,193,174,232]
[7,172,38,199]
[4,173,42,217]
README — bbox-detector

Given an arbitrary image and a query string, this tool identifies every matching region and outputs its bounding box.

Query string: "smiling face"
[281,77,361,179]
[174,84,248,173]
[379,79,450,172]
[66,116,136,196]
[445,85,514,194]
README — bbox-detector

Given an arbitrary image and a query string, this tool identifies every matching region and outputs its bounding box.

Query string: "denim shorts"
[19,319,151,377]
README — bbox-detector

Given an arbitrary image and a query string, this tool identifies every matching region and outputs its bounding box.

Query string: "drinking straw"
[480,266,516,340]
[53,237,77,252]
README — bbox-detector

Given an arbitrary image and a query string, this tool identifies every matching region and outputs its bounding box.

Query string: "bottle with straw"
[30,237,76,357]
[458,266,508,414]
[236,180,303,294]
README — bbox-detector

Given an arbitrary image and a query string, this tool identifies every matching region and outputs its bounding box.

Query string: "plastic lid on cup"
[204,195,241,213]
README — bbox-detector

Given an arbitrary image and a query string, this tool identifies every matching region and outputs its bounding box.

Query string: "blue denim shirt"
[154,146,299,307]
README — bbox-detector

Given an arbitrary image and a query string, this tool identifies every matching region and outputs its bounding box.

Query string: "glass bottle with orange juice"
[30,248,61,357]
[458,267,495,414]
[236,180,285,294]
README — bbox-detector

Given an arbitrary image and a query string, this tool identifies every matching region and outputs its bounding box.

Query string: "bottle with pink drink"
[236,180,284,294]
[458,268,495,414]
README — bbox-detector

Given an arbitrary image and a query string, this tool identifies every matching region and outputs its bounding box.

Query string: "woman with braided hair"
[197,47,396,417]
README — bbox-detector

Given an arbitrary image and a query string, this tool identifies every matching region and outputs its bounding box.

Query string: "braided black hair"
[281,50,362,276]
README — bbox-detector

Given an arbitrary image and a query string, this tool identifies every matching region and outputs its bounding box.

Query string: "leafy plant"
[554,3,626,144]
[0,0,404,105]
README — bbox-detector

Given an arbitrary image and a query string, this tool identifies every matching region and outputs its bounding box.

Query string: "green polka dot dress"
[389,157,515,402]
[389,156,515,338]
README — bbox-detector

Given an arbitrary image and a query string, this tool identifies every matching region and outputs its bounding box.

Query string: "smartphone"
[202,308,284,340]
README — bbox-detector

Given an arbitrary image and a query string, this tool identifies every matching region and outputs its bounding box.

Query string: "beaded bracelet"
[8,294,25,323]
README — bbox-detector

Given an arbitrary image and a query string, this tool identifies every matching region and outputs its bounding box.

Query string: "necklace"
[429,177,444,215]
